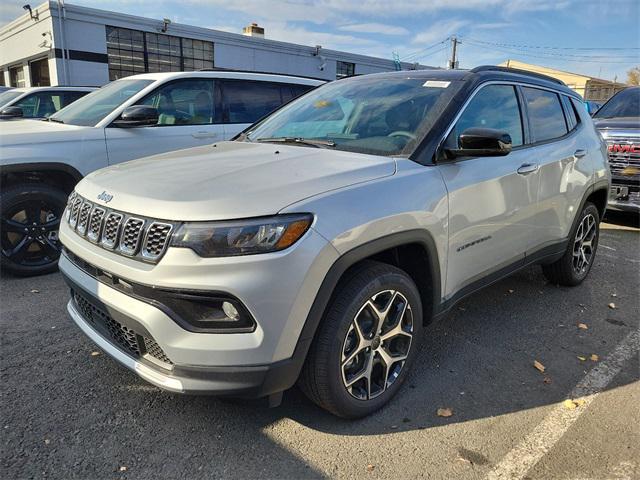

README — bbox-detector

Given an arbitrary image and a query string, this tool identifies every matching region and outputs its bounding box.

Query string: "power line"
[409,45,450,63]
[462,37,640,51]
[400,39,448,61]
[464,40,636,64]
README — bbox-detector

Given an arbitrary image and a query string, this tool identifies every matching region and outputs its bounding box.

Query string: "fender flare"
[0,162,83,183]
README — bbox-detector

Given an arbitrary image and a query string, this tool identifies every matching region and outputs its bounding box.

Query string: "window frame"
[437,80,584,163]
[129,77,219,127]
[519,85,569,145]
[336,61,355,79]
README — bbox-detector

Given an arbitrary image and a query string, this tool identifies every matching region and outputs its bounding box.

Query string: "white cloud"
[338,23,409,36]
[412,19,468,45]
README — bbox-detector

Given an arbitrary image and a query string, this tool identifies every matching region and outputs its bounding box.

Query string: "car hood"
[594,117,640,130]
[0,119,88,146]
[77,141,396,221]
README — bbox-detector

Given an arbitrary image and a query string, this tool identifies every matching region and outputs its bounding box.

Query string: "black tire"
[1,183,68,276]
[299,260,423,418]
[542,202,600,286]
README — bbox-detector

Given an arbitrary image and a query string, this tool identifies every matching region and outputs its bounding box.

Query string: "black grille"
[120,218,145,255]
[143,337,173,365]
[101,212,123,249]
[142,222,173,258]
[87,207,106,243]
[73,290,172,365]
[73,291,141,357]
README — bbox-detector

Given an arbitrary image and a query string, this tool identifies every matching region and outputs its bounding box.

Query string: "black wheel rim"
[1,199,62,267]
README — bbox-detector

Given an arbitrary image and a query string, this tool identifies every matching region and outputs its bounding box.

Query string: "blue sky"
[3,0,639,81]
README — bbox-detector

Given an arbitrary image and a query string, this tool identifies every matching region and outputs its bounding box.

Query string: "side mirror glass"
[446,127,512,158]
[0,106,24,117]
[113,105,158,127]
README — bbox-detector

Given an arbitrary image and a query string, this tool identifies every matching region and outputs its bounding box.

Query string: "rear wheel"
[1,184,67,276]
[542,202,600,286]
[299,261,423,418]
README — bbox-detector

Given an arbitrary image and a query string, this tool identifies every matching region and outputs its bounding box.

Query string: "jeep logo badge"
[97,191,113,203]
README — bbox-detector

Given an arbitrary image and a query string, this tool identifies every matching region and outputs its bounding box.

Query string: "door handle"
[573,149,587,158]
[191,131,218,139]
[517,163,539,175]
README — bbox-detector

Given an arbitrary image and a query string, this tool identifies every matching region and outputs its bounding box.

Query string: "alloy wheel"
[572,213,597,274]
[341,290,413,400]
[1,200,62,268]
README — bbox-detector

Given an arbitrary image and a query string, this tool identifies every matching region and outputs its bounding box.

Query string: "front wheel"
[299,261,423,418]
[542,202,600,286]
[1,184,67,276]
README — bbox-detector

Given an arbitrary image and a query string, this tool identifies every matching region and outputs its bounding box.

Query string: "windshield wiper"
[256,137,336,148]
[47,117,64,124]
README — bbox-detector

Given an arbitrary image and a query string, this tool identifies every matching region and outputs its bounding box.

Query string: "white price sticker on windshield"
[423,80,450,88]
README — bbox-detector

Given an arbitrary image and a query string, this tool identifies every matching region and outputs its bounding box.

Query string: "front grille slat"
[606,138,640,179]
[73,290,172,366]
[67,193,175,263]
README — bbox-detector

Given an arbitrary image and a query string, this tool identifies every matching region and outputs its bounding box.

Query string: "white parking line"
[486,330,640,480]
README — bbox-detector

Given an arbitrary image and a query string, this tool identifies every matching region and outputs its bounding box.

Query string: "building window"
[29,58,51,86]
[9,65,25,87]
[106,26,214,81]
[0,71,5,86]
[336,61,355,79]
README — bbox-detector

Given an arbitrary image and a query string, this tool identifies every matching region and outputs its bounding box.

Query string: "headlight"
[171,214,313,257]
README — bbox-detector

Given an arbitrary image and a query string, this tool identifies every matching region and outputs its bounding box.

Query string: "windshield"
[594,88,640,119]
[49,79,153,126]
[0,90,23,108]
[244,76,461,157]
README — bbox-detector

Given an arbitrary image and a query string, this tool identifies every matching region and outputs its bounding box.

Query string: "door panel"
[105,78,224,165]
[440,83,537,298]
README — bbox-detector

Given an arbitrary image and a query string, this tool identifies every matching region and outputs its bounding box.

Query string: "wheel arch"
[1,163,83,194]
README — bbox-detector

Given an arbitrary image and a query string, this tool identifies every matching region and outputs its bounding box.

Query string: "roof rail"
[470,65,565,86]
[198,67,326,82]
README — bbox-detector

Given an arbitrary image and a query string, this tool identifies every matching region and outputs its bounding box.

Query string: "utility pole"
[448,36,459,69]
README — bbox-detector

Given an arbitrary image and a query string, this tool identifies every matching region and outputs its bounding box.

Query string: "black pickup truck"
[592,86,640,213]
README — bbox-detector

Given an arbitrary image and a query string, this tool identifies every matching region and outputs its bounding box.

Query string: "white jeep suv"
[58,67,610,418]
[0,71,322,275]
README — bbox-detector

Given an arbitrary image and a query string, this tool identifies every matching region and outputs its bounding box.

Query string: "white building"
[0,1,426,88]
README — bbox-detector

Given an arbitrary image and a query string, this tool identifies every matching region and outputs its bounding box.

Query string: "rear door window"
[221,80,283,124]
[521,87,568,143]
[62,91,90,107]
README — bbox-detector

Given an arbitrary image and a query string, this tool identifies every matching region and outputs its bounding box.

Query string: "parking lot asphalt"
[1,212,638,480]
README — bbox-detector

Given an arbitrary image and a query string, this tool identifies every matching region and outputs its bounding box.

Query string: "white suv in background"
[0,86,96,120]
[0,71,323,275]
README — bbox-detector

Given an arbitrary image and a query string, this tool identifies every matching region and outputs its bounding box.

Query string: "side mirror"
[113,105,158,127]
[0,106,24,117]
[446,127,512,158]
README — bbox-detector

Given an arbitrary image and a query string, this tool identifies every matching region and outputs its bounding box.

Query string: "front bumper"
[60,252,305,396]
[608,181,640,213]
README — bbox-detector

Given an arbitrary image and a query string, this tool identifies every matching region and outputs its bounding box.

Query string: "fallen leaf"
[564,398,586,410]
[508,289,514,294]
[578,323,588,330]
[533,360,546,373]
[608,303,616,309]
[543,377,552,384]
[437,407,453,417]
[30,289,40,294]
[590,354,599,362]
[611,293,617,298]
[90,351,101,357]
[577,356,587,361]
[44,439,50,445]
[366,465,375,472]
[119,466,127,472]
[390,424,398,429]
